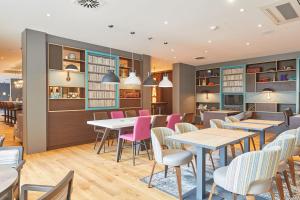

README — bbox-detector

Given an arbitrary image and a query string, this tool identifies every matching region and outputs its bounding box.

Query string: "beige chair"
[125,110,137,118]
[209,146,281,200]
[0,135,5,147]
[210,119,244,158]
[151,115,167,128]
[263,134,296,200]
[148,127,195,200]
[175,123,215,170]
[20,170,74,200]
[0,146,25,200]
[276,128,300,186]
[181,113,194,124]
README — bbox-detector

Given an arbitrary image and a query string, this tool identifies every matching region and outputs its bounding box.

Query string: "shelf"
[88,98,116,100]
[247,69,296,74]
[87,62,113,67]
[277,69,296,72]
[88,71,106,75]
[48,69,85,74]
[223,73,243,76]
[256,80,296,84]
[49,98,85,100]
[120,98,141,100]
[63,58,85,63]
[197,76,220,79]
[197,84,220,87]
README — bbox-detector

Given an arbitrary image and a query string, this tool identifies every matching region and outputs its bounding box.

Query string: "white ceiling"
[0,0,300,72]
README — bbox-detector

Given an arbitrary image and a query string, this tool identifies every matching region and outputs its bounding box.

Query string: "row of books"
[88,64,115,74]
[88,91,115,99]
[223,87,243,93]
[223,74,243,81]
[223,68,244,75]
[88,82,116,91]
[223,81,243,87]
[88,55,115,66]
[88,100,116,108]
[89,74,104,82]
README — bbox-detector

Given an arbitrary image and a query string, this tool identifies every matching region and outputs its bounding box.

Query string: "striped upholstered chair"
[175,123,215,170]
[276,128,300,186]
[209,146,281,200]
[263,134,296,200]
[148,127,194,200]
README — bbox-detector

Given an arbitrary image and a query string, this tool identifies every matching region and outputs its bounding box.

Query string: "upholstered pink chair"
[110,111,124,119]
[119,116,151,165]
[139,109,150,116]
[166,114,181,130]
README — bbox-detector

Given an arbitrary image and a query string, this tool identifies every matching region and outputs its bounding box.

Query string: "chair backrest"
[225,116,240,123]
[175,123,198,134]
[93,112,108,120]
[151,127,182,163]
[277,128,300,147]
[151,115,167,128]
[0,135,5,147]
[110,111,124,119]
[210,119,225,128]
[244,111,253,119]
[166,114,181,130]
[38,171,74,200]
[181,113,194,123]
[133,116,151,141]
[125,110,137,118]
[264,134,296,161]
[224,146,281,195]
[139,109,150,116]
[0,146,23,167]
[283,107,294,125]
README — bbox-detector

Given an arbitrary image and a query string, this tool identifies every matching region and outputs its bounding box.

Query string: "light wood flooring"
[1,122,279,200]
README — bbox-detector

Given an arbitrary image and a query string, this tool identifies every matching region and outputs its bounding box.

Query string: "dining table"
[240,119,284,126]
[167,128,258,200]
[0,166,18,199]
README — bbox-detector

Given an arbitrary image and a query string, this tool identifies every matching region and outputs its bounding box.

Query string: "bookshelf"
[85,50,119,110]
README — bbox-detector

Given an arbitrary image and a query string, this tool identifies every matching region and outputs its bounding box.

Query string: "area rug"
[140,151,300,199]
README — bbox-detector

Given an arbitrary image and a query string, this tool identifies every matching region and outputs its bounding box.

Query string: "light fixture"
[246,42,251,46]
[101,48,120,84]
[171,49,175,52]
[159,73,173,88]
[203,90,209,99]
[143,72,158,87]
[164,21,168,25]
[164,42,168,45]
[263,88,273,100]
[65,64,78,81]
[14,80,23,89]
[124,32,141,85]
[46,13,51,17]
[173,56,177,59]
[0,56,4,60]
[208,40,212,44]
[258,24,263,28]
[227,0,235,3]
[239,8,245,12]
[210,25,218,30]
[204,50,208,53]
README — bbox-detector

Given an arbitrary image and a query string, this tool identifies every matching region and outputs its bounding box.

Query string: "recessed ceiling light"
[173,56,177,59]
[108,24,114,28]
[239,8,245,12]
[204,50,208,53]
[164,42,168,45]
[171,49,175,52]
[227,0,235,3]
[246,42,251,46]
[46,13,51,17]
[164,21,168,25]
[0,57,4,60]
[257,24,263,28]
[210,26,218,30]
[208,40,212,44]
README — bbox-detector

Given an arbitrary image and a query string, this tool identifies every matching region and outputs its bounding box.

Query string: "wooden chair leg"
[269,187,275,200]
[208,183,216,200]
[174,166,183,200]
[250,137,256,151]
[275,173,285,200]
[287,158,296,186]
[209,152,215,170]
[246,195,255,200]
[164,165,168,178]
[230,144,236,158]
[190,161,197,178]
[148,161,157,188]
[283,170,293,197]
[239,141,244,153]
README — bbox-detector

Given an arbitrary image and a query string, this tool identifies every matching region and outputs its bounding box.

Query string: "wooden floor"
[1,122,278,200]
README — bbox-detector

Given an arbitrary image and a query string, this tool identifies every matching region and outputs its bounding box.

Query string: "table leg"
[244,137,250,152]
[196,147,206,200]
[97,128,110,154]
[260,130,265,150]
[116,129,123,162]
[219,146,227,167]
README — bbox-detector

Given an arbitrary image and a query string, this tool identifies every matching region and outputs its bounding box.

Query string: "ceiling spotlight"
[173,56,177,59]
[227,0,235,3]
[208,40,212,44]
[204,50,208,53]
[148,37,153,40]
[0,57,4,60]
[164,42,168,45]
[257,24,263,28]
[130,31,135,35]
[171,49,175,52]
[246,42,251,46]
[46,13,51,17]
[108,24,114,28]
[210,26,218,30]
[164,21,169,25]
[239,8,245,12]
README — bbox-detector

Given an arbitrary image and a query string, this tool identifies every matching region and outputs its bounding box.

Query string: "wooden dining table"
[168,128,258,200]
[241,119,284,126]
[0,166,18,199]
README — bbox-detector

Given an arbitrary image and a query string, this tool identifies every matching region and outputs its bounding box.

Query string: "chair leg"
[190,161,197,178]
[250,137,256,151]
[132,141,135,166]
[246,195,255,200]
[174,166,183,200]
[209,152,215,170]
[93,132,100,150]
[208,182,216,200]
[143,140,151,160]
[283,170,293,197]
[239,141,244,153]
[275,172,285,200]
[194,155,197,166]
[230,144,236,158]
[287,158,296,186]
[164,165,168,178]
[148,161,157,188]
[269,187,275,200]
[232,193,237,200]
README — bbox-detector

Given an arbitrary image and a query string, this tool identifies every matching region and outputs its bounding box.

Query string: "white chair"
[209,146,281,200]
[276,128,300,186]
[175,123,215,170]
[263,134,296,200]
[148,127,195,200]
[210,119,244,158]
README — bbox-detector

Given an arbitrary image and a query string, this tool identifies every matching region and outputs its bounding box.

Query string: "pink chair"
[119,116,151,165]
[110,111,124,119]
[167,114,181,130]
[139,109,150,116]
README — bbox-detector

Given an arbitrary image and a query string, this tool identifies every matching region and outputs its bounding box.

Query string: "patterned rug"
[140,151,300,199]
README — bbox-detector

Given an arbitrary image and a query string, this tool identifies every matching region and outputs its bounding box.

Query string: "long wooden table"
[241,119,284,126]
[168,128,258,200]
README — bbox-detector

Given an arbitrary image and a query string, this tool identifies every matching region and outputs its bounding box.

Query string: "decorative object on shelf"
[207,82,215,86]
[262,88,273,100]
[101,48,120,84]
[14,79,23,89]
[159,73,173,88]
[203,90,209,99]
[207,69,212,77]
[65,64,78,81]
[143,72,158,87]
[258,76,271,82]
[247,67,261,73]
[279,74,288,81]
[67,53,76,60]
[202,79,207,86]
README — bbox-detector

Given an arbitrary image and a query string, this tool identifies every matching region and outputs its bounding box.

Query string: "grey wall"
[22,29,47,154]
[142,55,151,110]
[173,63,195,114]
[11,79,23,101]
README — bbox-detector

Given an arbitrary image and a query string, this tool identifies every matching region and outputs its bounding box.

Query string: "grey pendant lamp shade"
[102,70,120,84]
[143,72,158,87]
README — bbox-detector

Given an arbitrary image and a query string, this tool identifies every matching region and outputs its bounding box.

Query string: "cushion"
[0,149,19,167]
[162,149,193,166]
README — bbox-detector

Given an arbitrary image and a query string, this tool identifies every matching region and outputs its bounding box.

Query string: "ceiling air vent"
[194,57,205,60]
[75,0,103,9]
[261,0,300,25]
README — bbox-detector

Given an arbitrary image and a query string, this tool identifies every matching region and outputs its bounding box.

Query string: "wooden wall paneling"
[255,103,277,112]
[49,99,85,111]
[246,74,256,92]
[49,44,63,70]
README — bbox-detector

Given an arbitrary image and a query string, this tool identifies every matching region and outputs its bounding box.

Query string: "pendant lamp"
[159,73,173,88]
[101,48,120,84]
[143,72,158,87]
